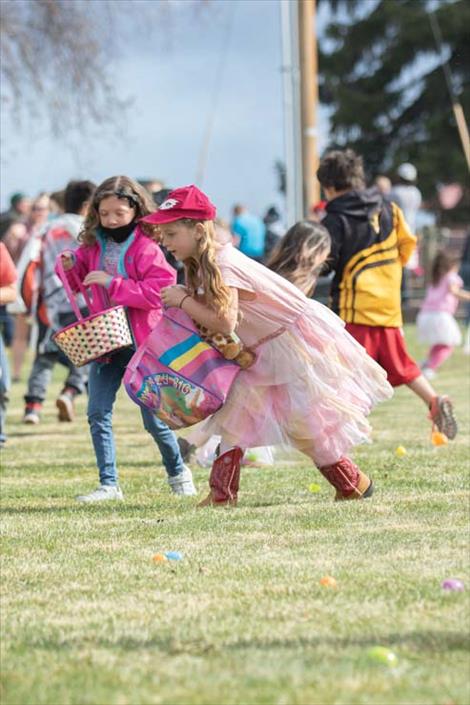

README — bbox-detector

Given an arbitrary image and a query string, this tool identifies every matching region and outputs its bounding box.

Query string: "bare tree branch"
[0,0,208,137]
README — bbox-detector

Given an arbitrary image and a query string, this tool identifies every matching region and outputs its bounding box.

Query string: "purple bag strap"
[56,256,94,321]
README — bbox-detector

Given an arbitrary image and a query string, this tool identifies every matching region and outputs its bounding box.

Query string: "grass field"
[1,327,469,705]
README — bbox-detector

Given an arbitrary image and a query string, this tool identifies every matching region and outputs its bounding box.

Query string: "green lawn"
[1,327,469,705]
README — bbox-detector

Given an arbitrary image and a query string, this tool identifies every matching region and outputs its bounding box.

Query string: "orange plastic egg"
[152,553,168,563]
[431,431,448,446]
[320,575,337,588]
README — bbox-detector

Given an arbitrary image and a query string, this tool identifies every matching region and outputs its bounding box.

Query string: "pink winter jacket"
[55,225,176,345]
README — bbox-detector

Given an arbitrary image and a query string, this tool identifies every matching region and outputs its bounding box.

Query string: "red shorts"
[346,323,421,387]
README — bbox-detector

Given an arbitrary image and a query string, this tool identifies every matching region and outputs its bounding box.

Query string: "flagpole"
[280,0,303,226]
[299,0,320,212]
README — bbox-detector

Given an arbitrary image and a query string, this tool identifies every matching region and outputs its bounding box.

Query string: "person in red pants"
[318,149,457,441]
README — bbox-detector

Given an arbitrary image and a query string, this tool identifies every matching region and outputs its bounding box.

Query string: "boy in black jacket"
[318,149,457,440]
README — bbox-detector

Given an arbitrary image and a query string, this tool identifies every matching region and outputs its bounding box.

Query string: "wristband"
[179,294,191,309]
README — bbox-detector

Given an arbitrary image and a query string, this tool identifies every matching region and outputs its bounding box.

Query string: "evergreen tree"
[319,0,470,207]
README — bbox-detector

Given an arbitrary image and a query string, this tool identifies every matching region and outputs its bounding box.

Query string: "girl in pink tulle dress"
[417,250,470,379]
[142,186,393,506]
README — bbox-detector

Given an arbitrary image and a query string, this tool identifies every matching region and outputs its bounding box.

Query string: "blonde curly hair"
[167,219,233,316]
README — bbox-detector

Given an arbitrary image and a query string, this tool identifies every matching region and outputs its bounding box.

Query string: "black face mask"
[101,221,136,243]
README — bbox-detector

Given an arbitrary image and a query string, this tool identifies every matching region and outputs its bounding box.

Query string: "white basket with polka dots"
[54,306,133,367]
[53,257,132,367]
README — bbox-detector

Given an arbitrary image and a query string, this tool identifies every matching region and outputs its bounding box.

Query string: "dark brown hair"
[431,250,460,286]
[79,176,156,245]
[317,149,365,191]
[64,180,96,215]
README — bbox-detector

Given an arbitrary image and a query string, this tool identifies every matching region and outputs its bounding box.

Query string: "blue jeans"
[87,349,184,486]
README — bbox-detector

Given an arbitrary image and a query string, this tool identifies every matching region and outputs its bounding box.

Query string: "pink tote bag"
[124,308,241,429]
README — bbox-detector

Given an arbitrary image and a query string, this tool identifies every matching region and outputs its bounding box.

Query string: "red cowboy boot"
[197,447,243,507]
[319,456,373,501]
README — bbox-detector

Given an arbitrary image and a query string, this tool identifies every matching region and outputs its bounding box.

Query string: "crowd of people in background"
[0,154,468,462]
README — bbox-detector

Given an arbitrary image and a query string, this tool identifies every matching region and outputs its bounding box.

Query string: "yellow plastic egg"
[367,646,398,666]
[395,445,407,457]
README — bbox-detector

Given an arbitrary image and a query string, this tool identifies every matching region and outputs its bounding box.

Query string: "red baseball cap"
[141,185,216,224]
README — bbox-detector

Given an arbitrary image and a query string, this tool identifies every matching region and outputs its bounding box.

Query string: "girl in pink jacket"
[57,176,196,502]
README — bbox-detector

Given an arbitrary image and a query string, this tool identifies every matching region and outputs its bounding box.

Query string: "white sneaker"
[76,485,124,503]
[422,367,436,380]
[168,465,197,496]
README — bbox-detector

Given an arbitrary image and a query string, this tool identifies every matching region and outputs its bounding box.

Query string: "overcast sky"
[1,0,330,219]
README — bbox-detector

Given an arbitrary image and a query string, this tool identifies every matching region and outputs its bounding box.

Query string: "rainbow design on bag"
[159,333,232,383]
[124,309,241,430]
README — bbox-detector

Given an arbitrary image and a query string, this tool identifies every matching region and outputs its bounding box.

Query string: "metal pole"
[291,0,304,221]
[299,0,320,214]
[280,0,303,226]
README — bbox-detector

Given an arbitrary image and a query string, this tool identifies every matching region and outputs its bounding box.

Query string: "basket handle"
[56,255,94,321]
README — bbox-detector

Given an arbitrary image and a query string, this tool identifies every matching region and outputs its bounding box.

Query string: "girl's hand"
[60,252,75,271]
[450,283,470,302]
[83,271,112,287]
[161,285,189,308]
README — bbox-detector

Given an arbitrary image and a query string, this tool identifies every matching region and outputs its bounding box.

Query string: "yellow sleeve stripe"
[343,227,399,279]
[339,248,400,321]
